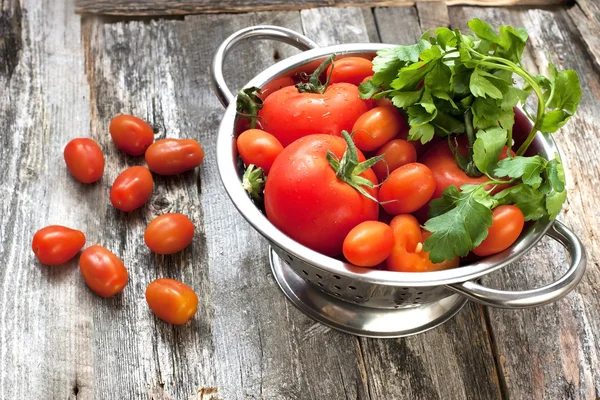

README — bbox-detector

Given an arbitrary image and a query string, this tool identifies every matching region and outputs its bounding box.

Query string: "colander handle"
[447,220,586,308]
[211,25,320,107]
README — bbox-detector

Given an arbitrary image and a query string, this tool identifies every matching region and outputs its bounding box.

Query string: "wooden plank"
[74,0,571,17]
[0,0,96,399]
[299,7,503,400]
[569,0,600,69]
[415,1,450,32]
[449,6,600,399]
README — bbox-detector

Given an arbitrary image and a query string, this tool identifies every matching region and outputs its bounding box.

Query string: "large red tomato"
[258,83,370,147]
[264,134,379,257]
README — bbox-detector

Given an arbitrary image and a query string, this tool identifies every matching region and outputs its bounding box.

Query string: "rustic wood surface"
[0,1,598,400]
[74,0,571,16]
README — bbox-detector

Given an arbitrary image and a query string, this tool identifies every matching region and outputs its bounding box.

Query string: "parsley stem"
[476,57,545,156]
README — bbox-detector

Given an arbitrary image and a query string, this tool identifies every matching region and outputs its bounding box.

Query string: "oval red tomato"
[110,166,154,212]
[343,221,394,267]
[379,163,436,215]
[32,225,86,266]
[63,138,105,183]
[146,278,198,325]
[372,139,417,182]
[236,129,283,174]
[145,139,204,175]
[79,245,128,297]
[351,106,409,151]
[473,205,525,257]
[144,213,194,254]
[326,57,374,86]
[419,137,514,200]
[386,214,459,272]
[109,114,154,156]
[264,134,379,257]
[258,83,370,147]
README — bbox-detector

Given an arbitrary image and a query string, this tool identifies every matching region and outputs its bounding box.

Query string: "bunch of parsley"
[359,19,581,263]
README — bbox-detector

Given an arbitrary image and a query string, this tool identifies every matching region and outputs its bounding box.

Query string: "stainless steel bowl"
[211,26,587,338]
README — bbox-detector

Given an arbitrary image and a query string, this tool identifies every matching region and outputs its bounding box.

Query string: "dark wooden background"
[0,0,598,399]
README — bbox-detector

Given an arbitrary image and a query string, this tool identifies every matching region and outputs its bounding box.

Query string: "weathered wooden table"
[1,0,598,399]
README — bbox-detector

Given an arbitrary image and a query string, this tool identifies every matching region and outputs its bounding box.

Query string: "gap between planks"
[74,0,572,16]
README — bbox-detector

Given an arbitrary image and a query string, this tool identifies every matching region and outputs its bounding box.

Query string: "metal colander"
[211,26,586,337]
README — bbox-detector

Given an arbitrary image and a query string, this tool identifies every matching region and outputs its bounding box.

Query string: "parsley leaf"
[494,184,546,221]
[494,155,547,187]
[470,69,503,99]
[408,123,435,144]
[546,188,567,219]
[424,184,495,262]
[473,127,508,175]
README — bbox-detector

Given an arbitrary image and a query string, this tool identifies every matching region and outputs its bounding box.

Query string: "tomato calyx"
[326,131,384,203]
[243,164,266,202]
[236,87,264,129]
[295,55,335,94]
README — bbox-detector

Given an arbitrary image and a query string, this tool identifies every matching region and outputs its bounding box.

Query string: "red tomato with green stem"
[32,226,86,266]
[372,139,417,182]
[387,214,460,272]
[236,129,283,174]
[110,166,154,212]
[343,221,394,267]
[146,278,198,325]
[63,138,105,183]
[326,56,374,86]
[351,106,409,151]
[144,213,195,255]
[145,139,204,175]
[379,163,436,215]
[264,132,380,257]
[109,114,154,156]
[258,56,370,147]
[472,205,525,257]
[79,245,128,297]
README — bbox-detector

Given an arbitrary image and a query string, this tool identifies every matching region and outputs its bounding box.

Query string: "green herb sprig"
[361,18,581,262]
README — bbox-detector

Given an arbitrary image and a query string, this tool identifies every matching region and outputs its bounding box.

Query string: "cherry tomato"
[144,213,194,254]
[379,163,436,215]
[351,106,408,151]
[63,138,105,183]
[372,139,417,181]
[236,129,283,174]
[146,278,198,325]
[265,134,379,257]
[343,221,394,267]
[473,205,525,257]
[109,114,154,156]
[326,57,374,86]
[79,245,128,297]
[145,139,204,175]
[259,83,370,147]
[110,166,154,212]
[387,214,459,272]
[32,226,86,266]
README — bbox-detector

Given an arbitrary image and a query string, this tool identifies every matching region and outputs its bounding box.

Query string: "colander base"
[270,248,469,338]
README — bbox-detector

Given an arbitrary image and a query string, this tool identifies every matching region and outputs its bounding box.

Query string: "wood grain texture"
[569,0,600,69]
[0,0,95,398]
[74,0,571,16]
[449,6,600,399]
